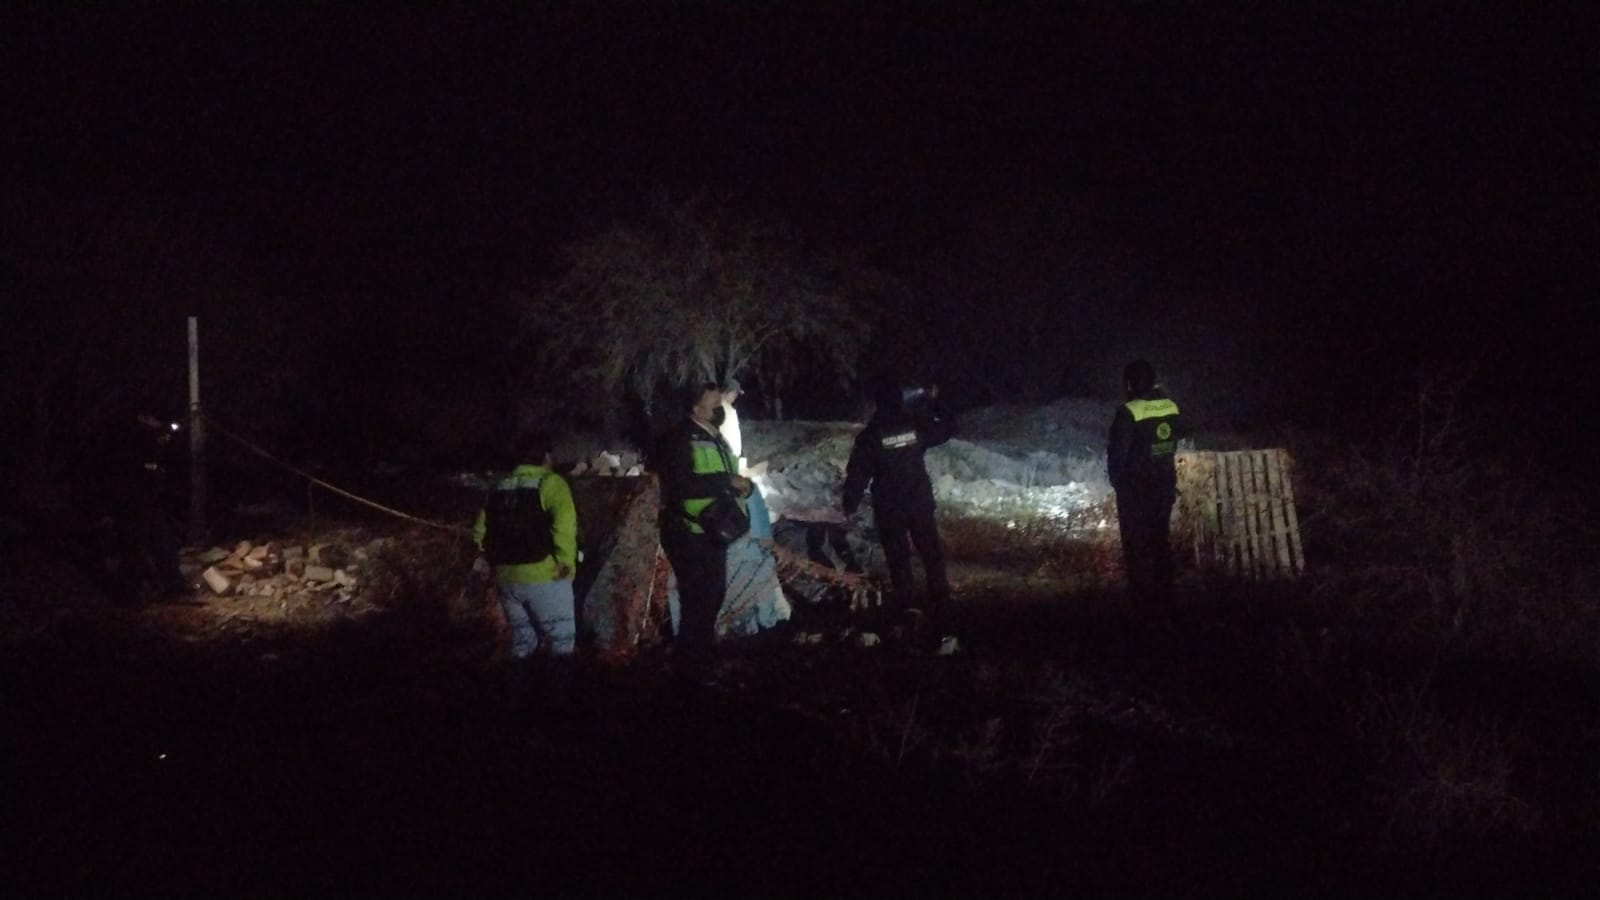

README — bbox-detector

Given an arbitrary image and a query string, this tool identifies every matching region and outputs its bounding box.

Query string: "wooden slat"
[1218,451,1236,574]
[1264,451,1293,576]
[1279,451,1305,575]
[1241,451,1254,576]
[1207,452,1223,569]
[1228,451,1250,576]
[1221,451,1239,575]
[1261,451,1282,574]
[1254,450,1275,577]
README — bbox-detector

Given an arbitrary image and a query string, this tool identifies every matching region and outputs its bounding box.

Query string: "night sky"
[5,2,1596,458]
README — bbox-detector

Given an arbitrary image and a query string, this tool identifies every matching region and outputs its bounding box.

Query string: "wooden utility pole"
[188,316,207,543]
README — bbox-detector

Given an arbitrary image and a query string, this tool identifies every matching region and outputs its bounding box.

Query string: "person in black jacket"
[1106,360,1188,612]
[842,379,957,618]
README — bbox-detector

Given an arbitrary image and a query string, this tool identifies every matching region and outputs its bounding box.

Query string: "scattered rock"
[201,566,232,595]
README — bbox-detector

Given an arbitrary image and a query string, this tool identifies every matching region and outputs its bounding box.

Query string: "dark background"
[4,2,1596,472]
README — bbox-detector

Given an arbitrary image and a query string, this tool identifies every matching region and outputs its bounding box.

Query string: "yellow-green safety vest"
[681,428,745,534]
[1124,397,1181,458]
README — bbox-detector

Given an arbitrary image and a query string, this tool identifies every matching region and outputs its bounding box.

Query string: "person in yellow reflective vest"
[472,431,579,660]
[655,381,753,664]
[1106,360,1189,613]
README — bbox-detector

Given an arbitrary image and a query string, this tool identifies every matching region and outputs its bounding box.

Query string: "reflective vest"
[1124,397,1181,462]
[681,425,745,534]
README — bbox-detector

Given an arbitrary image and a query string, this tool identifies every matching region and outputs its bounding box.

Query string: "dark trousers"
[660,522,727,656]
[875,506,949,611]
[1115,489,1176,610]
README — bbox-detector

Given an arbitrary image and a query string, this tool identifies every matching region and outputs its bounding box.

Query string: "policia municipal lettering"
[1106,359,1189,611]
[656,382,753,660]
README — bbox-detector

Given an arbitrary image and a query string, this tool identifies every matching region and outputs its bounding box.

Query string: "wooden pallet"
[1176,449,1305,580]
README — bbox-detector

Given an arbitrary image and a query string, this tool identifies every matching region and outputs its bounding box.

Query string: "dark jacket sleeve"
[841,429,875,515]
[1106,406,1135,493]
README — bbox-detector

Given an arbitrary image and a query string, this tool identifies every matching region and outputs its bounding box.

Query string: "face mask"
[710,407,727,427]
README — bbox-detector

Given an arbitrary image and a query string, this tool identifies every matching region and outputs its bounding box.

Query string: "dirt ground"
[3,512,1594,899]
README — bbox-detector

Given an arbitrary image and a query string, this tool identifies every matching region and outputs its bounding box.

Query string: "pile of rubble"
[182,533,395,607]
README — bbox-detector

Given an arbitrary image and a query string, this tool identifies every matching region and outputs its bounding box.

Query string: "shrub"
[1295,375,1599,666]
[1286,373,1597,850]
[1352,678,1541,846]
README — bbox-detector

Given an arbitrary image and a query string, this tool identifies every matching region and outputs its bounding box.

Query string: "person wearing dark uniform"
[104,413,190,606]
[1106,360,1188,613]
[842,379,957,618]
[655,382,753,663]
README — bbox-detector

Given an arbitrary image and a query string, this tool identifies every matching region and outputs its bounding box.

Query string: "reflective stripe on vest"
[1124,398,1180,458]
[1125,398,1179,421]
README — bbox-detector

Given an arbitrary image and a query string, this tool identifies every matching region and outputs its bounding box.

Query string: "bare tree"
[521,192,872,422]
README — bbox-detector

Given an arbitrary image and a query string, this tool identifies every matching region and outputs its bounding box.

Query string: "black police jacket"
[1106,389,1187,496]
[842,402,956,518]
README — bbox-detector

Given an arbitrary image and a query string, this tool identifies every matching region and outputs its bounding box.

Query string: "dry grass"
[1280,374,1598,848]
[1295,379,1599,666]
[834,658,1199,809]
[1354,679,1542,845]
